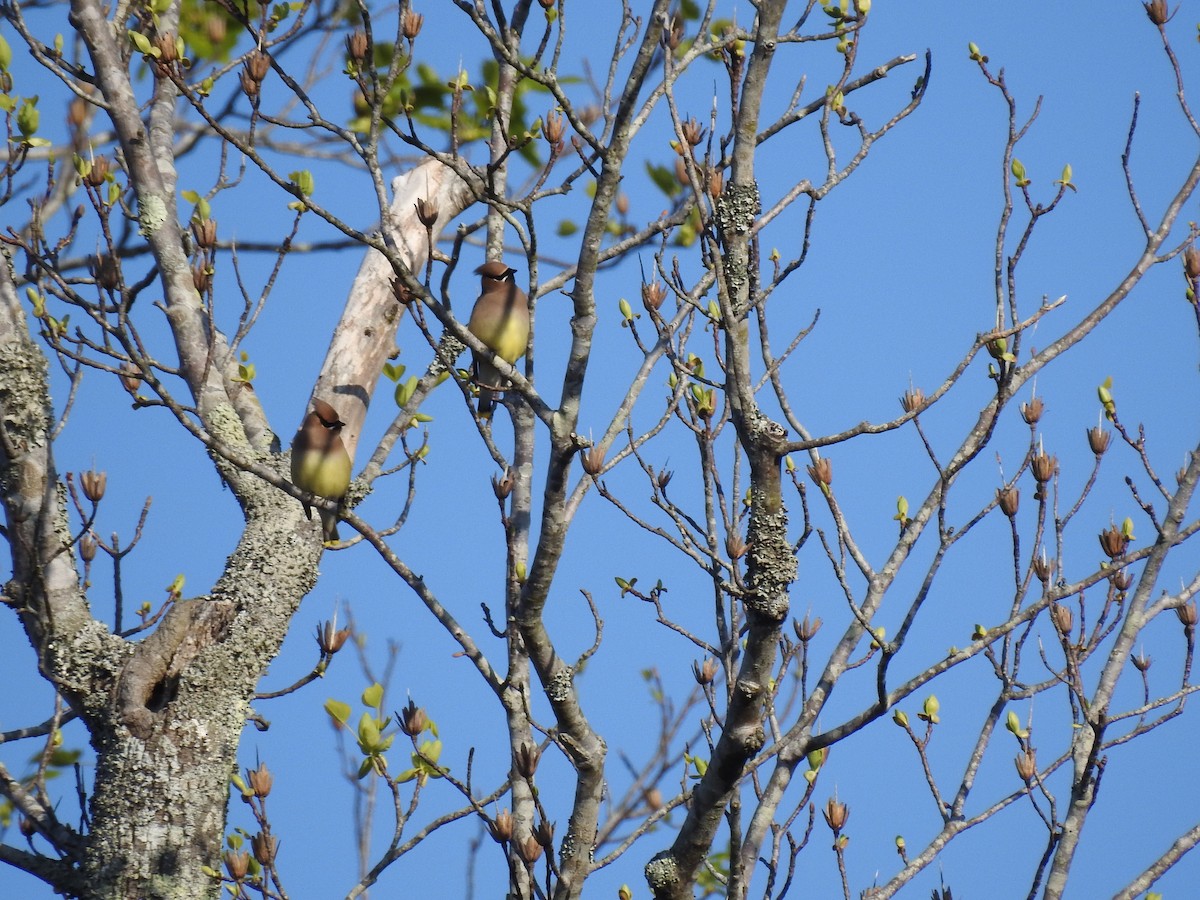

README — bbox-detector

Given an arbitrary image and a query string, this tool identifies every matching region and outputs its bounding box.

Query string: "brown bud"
[725,532,748,560]
[80,469,107,503]
[246,50,271,82]
[1131,651,1153,672]
[692,657,718,685]
[247,762,273,798]
[1109,570,1133,592]
[794,614,822,642]
[392,279,416,306]
[346,30,368,63]
[224,850,250,882]
[84,155,110,188]
[400,699,428,736]
[491,470,514,500]
[415,197,439,228]
[119,362,143,395]
[1014,746,1037,783]
[154,32,178,64]
[191,261,212,294]
[1020,396,1044,425]
[707,167,724,199]
[1049,603,1072,636]
[616,192,630,217]
[1087,425,1111,456]
[807,457,833,487]
[681,117,705,147]
[18,815,36,839]
[1031,553,1054,584]
[545,110,565,145]
[315,619,351,655]
[666,17,684,51]
[538,0,555,8]
[823,795,849,833]
[1176,600,1198,627]
[534,817,555,848]
[80,533,97,562]
[489,808,514,843]
[674,156,691,187]
[192,217,217,250]
[643,787,663,810]
[642,280,667,311]
[401,11,424,40]
[1031,448,1057,485]
[1098,525,1128,559]
[68,95,88,129]
[206,14,227,46]
[240,67,259,99]
[515,742,540,779]
[91,254,120,291]
[1185,246,1200,280]
[250,831,278,866]
[655,468,673,491]
[579,105,600,127]
[1144,0,1170,25]
[517,835,543,864]
[581,445,606,477]
[900,386,925,414]
[997,487,1019,518]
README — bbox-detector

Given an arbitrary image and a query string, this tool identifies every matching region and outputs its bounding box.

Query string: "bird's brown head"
[311,399,345,430]
[476,260,517,288]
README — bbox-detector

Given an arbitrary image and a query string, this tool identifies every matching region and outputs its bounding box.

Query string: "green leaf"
[46,748,82,767]
[324,698,351,727]
[646,161,680,198]
[357,712,381,750]
[394,374,417,407]
[0,34,12,73]
[382,362,405,382]
[129,30,160,58]
[556,219,578,237]
[361,682,384,709]
[288,169,314,197]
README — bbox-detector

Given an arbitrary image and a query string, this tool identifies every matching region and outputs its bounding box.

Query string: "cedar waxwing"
[467,261,529,416]
[290,399,352,543]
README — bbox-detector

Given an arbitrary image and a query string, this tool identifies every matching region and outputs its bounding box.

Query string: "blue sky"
[3,2,1199,898]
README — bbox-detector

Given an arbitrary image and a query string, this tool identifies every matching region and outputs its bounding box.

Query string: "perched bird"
[467,261,529,416]
[290,399,352,543]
